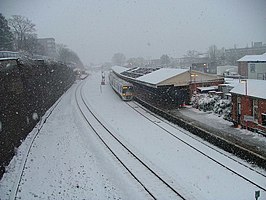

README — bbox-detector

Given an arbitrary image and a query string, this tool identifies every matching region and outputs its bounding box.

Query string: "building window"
[257,73,266,80]
[237,96,241,115]
[250,63,255,73]
[237,103,241,115]
[262,113,266,126]
[253,99,258,121]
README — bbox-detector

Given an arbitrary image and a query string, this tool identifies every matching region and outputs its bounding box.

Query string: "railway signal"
[255,190,260,200]
[101,71,105,85]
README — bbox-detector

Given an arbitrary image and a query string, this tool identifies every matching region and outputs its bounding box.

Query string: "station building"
[230,79,266,134]
[111,66,224,108]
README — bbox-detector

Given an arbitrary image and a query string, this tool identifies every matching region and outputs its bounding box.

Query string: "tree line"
[0,13,83,67]
[110,52,172,68]
[111,44,237,69]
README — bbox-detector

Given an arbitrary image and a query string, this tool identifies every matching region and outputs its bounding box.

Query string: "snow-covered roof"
[111,65,128,74]
[237,53,266,62]
[218,84,231,86]
[112,66,221,87]
[224,78,241,88]
[197,86,218,92]
[136,68,188,85]
[230,79,266,99]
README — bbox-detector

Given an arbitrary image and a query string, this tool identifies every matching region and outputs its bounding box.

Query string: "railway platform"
[170,106,266,160]
[135,97,266,168]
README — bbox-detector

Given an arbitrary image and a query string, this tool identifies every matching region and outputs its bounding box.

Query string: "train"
[109,71,134,101]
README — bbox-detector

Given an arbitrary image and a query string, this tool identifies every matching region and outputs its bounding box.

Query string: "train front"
[121,85,134,101]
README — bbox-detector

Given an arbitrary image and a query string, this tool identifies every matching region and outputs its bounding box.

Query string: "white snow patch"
[32,112,38,121]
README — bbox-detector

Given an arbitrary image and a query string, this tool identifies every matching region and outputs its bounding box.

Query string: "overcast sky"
[1,0,266,64]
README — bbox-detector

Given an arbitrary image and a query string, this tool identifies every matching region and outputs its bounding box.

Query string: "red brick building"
[230,79,266,134]
[237,53,266,78]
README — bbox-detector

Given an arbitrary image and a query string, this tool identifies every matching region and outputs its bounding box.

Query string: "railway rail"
[75,81,188,200]
[134,97,266,169]
[7,77,266,200]
[126,100,266,192]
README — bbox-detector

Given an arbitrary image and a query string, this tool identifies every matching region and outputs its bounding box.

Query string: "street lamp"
[240,79,247,96]
[191,74,198,94]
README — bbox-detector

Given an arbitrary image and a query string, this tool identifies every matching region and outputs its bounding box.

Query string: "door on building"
[237,97,241,124]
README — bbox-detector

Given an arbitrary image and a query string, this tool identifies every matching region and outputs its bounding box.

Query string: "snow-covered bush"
[192,94,220,112]
[191,94,232,120]
[213,99,231,115]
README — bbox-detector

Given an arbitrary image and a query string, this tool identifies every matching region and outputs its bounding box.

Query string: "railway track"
[126,100,266,192]
[75,81,188,200]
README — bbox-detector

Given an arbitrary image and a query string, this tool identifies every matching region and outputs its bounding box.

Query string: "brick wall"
[238,61,248,77]
[231,93,266,133]
[258,100,266,125]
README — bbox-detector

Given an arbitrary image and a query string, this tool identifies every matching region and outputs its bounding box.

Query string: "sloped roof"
[230,79,266,99]
[121,67,160,78]
[111,65,128,74]
[111,66,222,87]
[237,53,266,62]
[224,78,242,88]
[197,86,218,92]
[136,68,188,85]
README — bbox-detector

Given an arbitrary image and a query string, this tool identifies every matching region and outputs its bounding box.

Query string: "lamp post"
[240,79,248,129]
[203,63,207,73]
[191,74,198,94]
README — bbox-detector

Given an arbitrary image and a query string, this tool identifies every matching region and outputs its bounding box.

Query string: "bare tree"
[112,53,126,66]
[208,45,218,73]
[56,44,84,68]
[8,15,36,50]
[185,50,199,58]
[160,54,170,66]
[208,45,217,62]
[127,57,146,67]
[0,14,14,50]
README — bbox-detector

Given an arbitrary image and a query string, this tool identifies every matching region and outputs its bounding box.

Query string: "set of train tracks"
[126,100,266,192]
[75,81,188,199]
[9,78,265,200]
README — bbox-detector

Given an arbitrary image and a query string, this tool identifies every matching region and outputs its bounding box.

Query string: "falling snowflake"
[32,113,38,120]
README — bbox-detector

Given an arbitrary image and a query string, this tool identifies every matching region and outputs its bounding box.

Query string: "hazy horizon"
[1,0,266,65]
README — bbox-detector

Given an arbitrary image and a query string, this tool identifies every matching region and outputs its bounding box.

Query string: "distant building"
[237,53,266,79]
[230,79,266,134]
[217,65,238,76]
[37,38,56,58]
[191,62,209,73]
[225,42,266,65]
[179,54,209,71]
[147,59,161,67]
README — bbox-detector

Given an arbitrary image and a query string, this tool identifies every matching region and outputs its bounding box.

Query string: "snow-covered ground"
[0,71,265,200]
[0,79,148,200]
